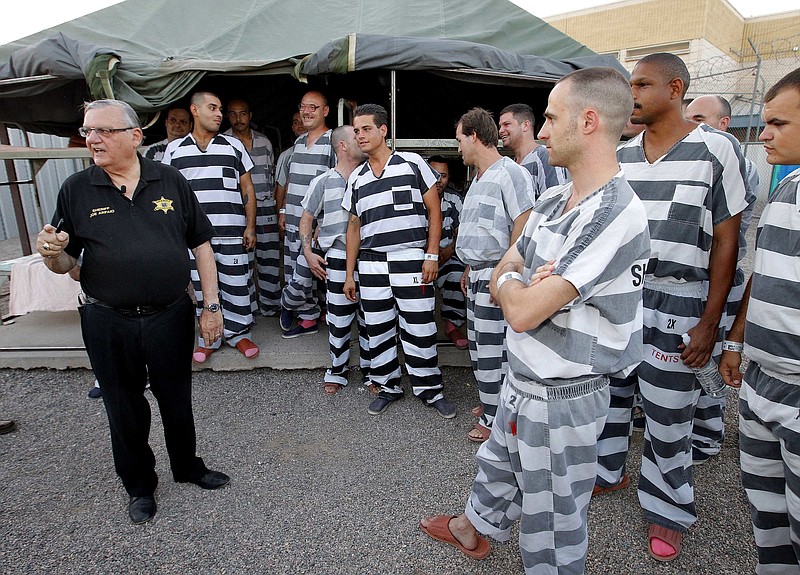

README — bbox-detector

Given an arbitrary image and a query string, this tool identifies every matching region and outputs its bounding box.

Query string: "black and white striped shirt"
[223,129,274,203]
[285,130,336,233]
[302,168,349,252]
[509,173,650,381]
[617,125,749,282]
[520,145,569,201]
[456,156,533,267]
[744,168,800,378]
[343,152,439,253]
[162,133,254,238]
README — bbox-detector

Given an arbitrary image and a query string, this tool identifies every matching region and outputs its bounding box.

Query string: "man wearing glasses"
[223,98,280,317]
[37,99,230,525]
[277,91,336,338]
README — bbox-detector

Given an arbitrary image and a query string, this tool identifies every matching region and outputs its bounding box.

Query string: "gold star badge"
[153,196,174,214]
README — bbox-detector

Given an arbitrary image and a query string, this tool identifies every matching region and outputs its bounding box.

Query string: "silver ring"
[43,242,50,250]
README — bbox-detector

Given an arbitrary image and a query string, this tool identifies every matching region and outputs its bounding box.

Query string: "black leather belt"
[470,260,500,271]
[81,293,185,317]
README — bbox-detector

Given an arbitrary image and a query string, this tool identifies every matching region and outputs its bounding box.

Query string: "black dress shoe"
[128,495,156,524]
[188,470,230,490]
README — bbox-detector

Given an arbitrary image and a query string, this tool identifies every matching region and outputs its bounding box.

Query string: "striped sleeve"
[744,168,800,377]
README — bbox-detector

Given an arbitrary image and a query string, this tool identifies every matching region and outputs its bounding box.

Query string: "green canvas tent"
[0,0,618,143]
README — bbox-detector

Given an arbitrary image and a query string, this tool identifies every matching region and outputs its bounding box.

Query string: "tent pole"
[390,70,396,152]
[0,123,33,256]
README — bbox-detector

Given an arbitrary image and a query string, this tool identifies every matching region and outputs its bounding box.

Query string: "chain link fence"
[686,34,800,197]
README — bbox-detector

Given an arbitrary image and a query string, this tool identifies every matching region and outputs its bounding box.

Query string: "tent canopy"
[298,33,620,82]
[0,0,608,136]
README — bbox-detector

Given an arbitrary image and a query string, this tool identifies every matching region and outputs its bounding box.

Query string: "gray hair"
[83,99,141,129]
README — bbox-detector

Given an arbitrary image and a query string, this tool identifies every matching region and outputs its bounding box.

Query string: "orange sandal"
[420,515,490,560]
[444,320,469,349]
[592,474,630,496]
[467,424,491,443]
[235,338,259,359]
[647,524,683,561]
[323,383,342,395]
[192,347,215,363]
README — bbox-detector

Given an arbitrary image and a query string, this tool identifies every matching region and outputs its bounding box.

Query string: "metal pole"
[744,38,762,157]
[0,123,32,256]
[390,70,397,152]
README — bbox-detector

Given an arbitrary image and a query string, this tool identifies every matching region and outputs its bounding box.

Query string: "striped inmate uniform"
[142,138,169,162]
[343,152,442,401]
[465,174,649,575]
[519,145,570,200]
[302,168,371,387]
[224,129,280,316]
[280,131,335,321]
[693,154,759,457]
[739,168,800,575]
[162,133,256,348]
[436,187,466,326]
[275,147,292,188]
[596,125,748,533]
[456,157,533,429]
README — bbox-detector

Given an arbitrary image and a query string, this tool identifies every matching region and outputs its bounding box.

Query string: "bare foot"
[420,514,480,551]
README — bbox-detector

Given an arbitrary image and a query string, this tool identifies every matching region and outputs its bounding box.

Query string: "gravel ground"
[0,366,755,575]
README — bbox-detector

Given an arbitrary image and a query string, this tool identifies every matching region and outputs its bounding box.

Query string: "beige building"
[546,0,800,185]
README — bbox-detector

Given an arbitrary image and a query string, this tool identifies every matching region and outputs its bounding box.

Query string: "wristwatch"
[204,303,221,313]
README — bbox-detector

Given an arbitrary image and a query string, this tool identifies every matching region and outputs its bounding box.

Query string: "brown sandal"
[467,424,491,443]
[323,383,342,395]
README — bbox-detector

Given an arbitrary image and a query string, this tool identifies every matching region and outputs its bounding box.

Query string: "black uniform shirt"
[53,156,215,308]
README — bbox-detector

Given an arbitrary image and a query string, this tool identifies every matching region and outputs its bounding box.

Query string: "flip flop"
[592,474,630,496]
[323,383,342,395]
[647,523,683,562]
[419,515,490,560]
[444,321,469,349]
[467,423,491,443]
[192,347,215,363]
[235,338,260,359]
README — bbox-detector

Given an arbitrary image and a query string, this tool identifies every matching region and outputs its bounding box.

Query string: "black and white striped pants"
[325,249,370,386]
[358,248,442,402]
[280,228,320,321]
[190,237,254,348]
[435,255,466,325]
[250,200,280,316]
[466,370,609,574]
[467,267,508,429]
[739,362,800,575]
[597,280,723,532]
[692,266,746,456]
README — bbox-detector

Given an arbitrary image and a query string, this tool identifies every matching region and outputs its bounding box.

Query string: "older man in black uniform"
[37,99,229,525]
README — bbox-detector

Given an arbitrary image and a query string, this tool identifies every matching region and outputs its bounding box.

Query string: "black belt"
[470,260,500,271]
[81,293,185,317]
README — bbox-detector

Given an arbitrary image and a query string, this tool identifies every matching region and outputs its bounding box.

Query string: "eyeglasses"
[79,127,135,138]
[298,103,321,112]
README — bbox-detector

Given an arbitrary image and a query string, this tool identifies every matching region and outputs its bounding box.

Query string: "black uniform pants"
[80,295,207,497]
